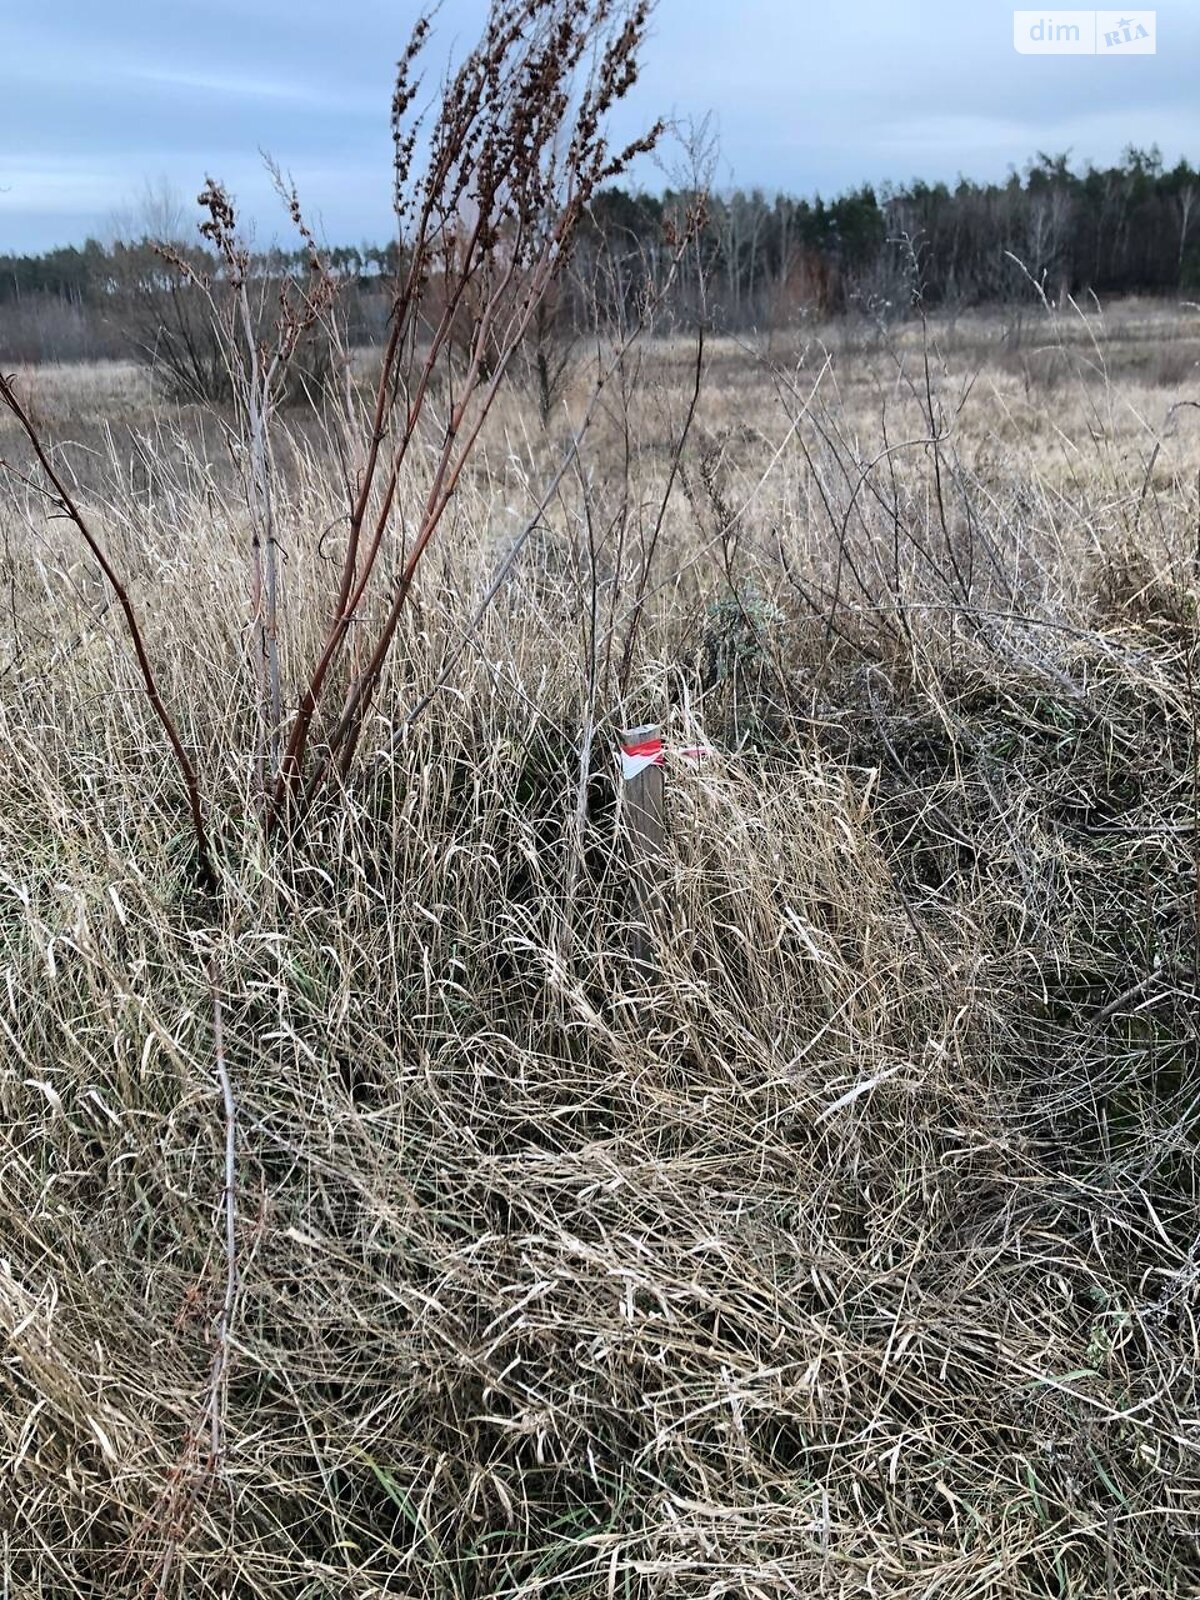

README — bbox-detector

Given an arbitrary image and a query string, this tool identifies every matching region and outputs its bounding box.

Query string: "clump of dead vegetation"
[2,9,1200,1599]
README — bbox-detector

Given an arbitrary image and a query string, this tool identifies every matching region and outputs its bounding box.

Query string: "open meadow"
[3,299,1200,1597]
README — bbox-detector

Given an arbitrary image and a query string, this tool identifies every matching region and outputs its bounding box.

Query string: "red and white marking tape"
[619,728,713,781]
[620,732,665,780]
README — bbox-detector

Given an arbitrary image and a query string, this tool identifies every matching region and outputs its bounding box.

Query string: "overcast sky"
[3,1,1198,252]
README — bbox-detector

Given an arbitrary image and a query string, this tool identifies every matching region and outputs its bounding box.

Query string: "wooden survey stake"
[620,724,666,961]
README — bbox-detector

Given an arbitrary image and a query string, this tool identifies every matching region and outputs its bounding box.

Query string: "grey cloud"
[2,0,1197,251]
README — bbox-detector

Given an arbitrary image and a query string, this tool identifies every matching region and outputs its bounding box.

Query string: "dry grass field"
[3,298,1200,1597]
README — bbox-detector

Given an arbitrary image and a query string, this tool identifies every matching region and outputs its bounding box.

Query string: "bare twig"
[0,372,215,887]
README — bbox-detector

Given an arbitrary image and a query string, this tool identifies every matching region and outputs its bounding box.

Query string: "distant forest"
[2,145,1197,368]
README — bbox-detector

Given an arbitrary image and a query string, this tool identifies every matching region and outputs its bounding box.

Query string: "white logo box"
[1013,10,1156,54]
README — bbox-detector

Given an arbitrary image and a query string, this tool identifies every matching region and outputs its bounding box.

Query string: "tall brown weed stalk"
[0,0,661,878]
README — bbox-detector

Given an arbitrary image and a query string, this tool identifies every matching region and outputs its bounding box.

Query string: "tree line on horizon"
[2,144,1197,370]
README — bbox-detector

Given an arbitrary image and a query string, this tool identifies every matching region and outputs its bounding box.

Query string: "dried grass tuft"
[2,306,1200,1596]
